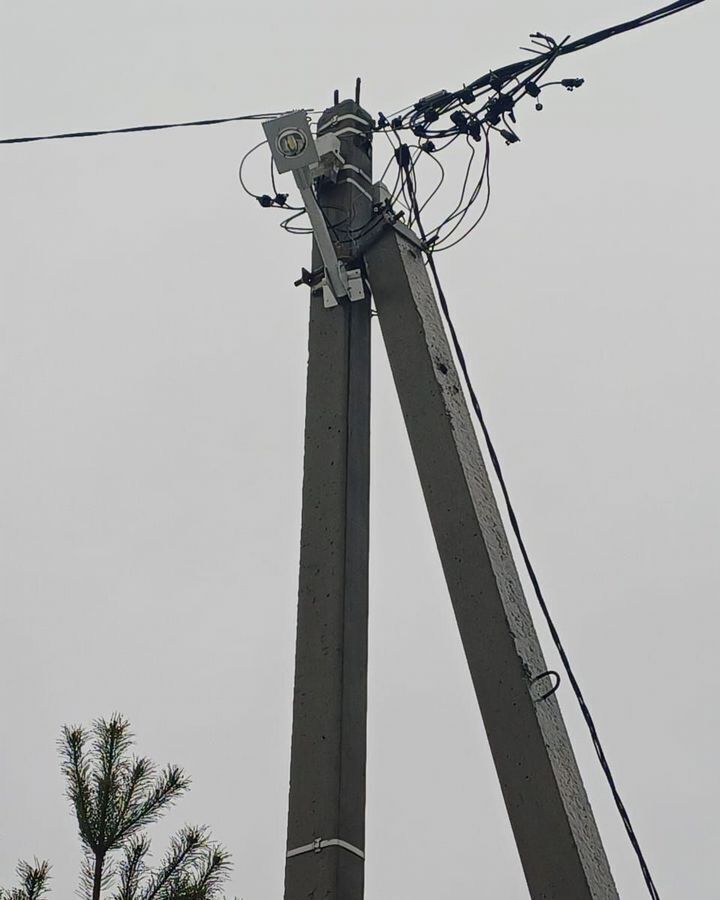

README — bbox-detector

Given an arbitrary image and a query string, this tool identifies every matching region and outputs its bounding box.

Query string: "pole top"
[316,99,374,134]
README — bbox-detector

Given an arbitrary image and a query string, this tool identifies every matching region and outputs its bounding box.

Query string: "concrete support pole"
[364,226,619,900]
[284,100,373,900]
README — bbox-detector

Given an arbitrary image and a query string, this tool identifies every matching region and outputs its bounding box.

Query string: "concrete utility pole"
[271,93,618,899]
[364,228,619,899]
[283,95,373,900]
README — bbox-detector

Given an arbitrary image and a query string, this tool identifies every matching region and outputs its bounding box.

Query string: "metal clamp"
[286,837,365,861]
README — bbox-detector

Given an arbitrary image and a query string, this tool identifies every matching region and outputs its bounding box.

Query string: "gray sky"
[1,1,717,897]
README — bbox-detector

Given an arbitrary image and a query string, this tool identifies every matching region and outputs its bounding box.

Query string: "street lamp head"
[263,111,319,174]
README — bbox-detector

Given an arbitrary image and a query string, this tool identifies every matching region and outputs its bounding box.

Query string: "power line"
[0,110,309,145]
[363,2,706,261]
[379,0,706,141]
[403,161,663,900]
[358,0,707,316]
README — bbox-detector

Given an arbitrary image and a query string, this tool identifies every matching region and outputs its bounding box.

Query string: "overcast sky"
[1,1,718,898]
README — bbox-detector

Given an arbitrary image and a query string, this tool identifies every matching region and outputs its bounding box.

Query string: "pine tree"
[59,714,231,900]
[2,715,232,900]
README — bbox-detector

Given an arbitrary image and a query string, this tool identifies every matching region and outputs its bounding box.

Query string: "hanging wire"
[417,151,447,216]
[239,139,304,212]
[280,209,312,235]
[238,140,270,198]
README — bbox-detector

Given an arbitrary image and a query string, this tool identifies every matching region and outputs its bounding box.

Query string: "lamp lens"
[277,129,307,158]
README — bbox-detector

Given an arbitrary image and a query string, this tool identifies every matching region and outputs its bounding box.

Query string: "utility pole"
[260,9,708,895]
[267,92,618,900]
[281,92,373,900]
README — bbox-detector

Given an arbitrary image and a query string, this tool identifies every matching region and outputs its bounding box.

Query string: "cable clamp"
[317,112,373,135]
[286,837,365,861]
[366,182,425,253]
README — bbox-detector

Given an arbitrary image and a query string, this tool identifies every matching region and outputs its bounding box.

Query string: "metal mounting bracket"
[321,267,365,309]
[292,166,359,306]
[310,133,344,182]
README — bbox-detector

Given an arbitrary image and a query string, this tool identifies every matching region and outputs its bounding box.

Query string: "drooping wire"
[417,151,447,216]
[434,142,492,251]
[428,134,491,249]
[238,140,271,198]
[239,139,304,212]
[401,157,663,900]
[0,110,311,145]
[377,127,491,252]
[428,138,478,238]
[280,209,313,235]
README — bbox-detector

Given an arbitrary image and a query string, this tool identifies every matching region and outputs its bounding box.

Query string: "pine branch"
[140,827,209,900]
[92,715,134,850]
[113,758,157,843]
[172,844,232,900]
[112,836,151,900]
[77,850,95,900]
[60,726,98,852]
[0,860,52,900]
[118,766,190,842]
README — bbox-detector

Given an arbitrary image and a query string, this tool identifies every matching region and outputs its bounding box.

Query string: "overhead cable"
[379,0,706,140]
[0,110,310,145]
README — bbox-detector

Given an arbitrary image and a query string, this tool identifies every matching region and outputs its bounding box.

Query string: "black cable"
[0,110,305,145]
[432,135,490,248]
[383,131,413,204]
[239,139,303,213]
[428,137,477,239]
[379,149,398,186]
[238,140,270,198]
[417,150,446,216]
[420,128,490,249]
[402,149,423,227]
[403,163,662,900]
[280,209,313,235]
[464,0,706,97]
[384,0,706,136]
[433,156,491,251]
[381,131,408,212]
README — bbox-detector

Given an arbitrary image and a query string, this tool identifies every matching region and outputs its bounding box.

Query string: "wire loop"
[531,670,561,702]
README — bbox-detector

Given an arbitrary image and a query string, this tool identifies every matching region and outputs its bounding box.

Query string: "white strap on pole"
[287,837,365,861]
